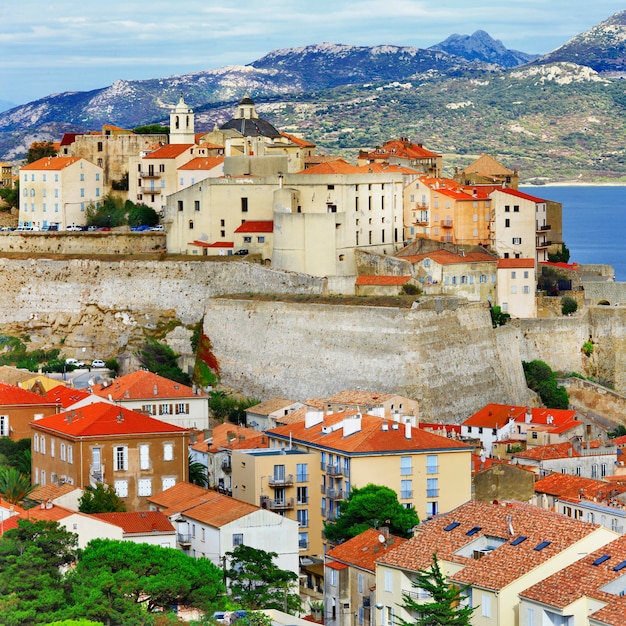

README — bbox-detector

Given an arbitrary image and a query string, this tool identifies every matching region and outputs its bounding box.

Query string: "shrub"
[561,296,578,315]
[523,359,569,409]
[401,283,421,295]
[490,305,510,328]
[581,340,594,357]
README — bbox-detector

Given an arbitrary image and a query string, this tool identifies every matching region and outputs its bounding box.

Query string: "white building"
[496,258,537,318]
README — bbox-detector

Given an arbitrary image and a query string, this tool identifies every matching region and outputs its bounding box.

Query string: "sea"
[519,185,626,282]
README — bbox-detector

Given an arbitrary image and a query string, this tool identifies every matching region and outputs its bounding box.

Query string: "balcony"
[440,220,453,228]
[89,464,105,486]
[261,495,294,510]
[537,224,551,232]
[426,489,439,498]
[268,473,293,487]
[326,464,343,476]
[413,217,429,226]
[536,240,552,249]
[221,459,232,472]
[140,171,161,179]
[177,533,192,547]
[140,187,162,194]
[325,509,337,521]
[327,488,345,500]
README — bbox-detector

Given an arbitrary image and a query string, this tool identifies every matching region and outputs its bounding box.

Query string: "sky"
[2,1,625,107]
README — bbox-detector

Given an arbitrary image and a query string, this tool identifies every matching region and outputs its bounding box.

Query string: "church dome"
[219,94,281,138]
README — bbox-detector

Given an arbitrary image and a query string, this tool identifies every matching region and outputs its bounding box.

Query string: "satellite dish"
[378,534,385,544]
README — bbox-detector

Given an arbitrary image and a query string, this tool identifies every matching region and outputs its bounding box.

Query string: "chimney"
[343,413,362,437]
[525,407,532,424]
[405,419,412,439]
[382,421,389,431]
[305,408,324,428]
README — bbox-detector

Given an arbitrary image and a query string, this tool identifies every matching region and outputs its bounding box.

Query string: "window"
[188,220,194,229]
[297,509,309,527]
[232,533,243,546]
[426,455,438,474]
[358,573,364,593]
[299,532,308,550]
[400,479,412,499]
[527,607,535,626]
[241,198,248,212]
[511,285,517,294]
[384,570,393,592]
[427,501,438,516]
[114,480,128,498]
[41,470,46,486]
[68,444,73,464]
[0,415,8,437]
[400,456,412,476]
[40,436,46,455]
[162,477,176,491]
[601,463,607,477]
[427,478,438,498]
[297,486,309,504]
[522,286,530,294]
[505,218,510,228]
[159,164,165,173]
[514,205,519,212]
[273,464,286,481]
[138,478,152,496]
[296,463,308,482]
[524,271,529,278]
[139,444,150,470]
[175,403,189,414]
[592,464,598,478]
[60,443,66,461]
[481,594,491,617]
[97,141,103,152]
[163,443,174,461]
[329,568,338,587]
[258,236,265,243]
[479,274,487,284]
[512,237,522,244]
[178,200,184,211]
[424,258,430,268]
[114,446,128,471]
[504,205,510,212]
[33,434,39,452]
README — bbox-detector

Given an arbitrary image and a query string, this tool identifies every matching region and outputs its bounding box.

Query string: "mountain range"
[2,10,626,182]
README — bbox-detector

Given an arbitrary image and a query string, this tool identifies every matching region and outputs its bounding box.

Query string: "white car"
[65,224,82,231]
[150,225,164,231]
[65,358,85,368]
[91,359,106,368]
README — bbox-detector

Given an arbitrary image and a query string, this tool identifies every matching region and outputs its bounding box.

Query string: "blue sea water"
[519,185,626,281]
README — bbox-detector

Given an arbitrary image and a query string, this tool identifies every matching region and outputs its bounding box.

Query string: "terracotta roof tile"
[45,384,91,408]
[32,403,187,438]
[463,404,578,430]
[28,482,79,503]
[534,474,626,502]
[493,187,547,203]
[362,140,441,160]
[514,442,579,461]
[355,275,412,286]
[181,492,261,527]
[0,381,59,407]
[92,511,175,534]
[178,156,224,170]
[21,157,83,171]
[497,258,536,269]
[401,249,497,266]
[92,370,196,401]
[377,500,603,591]
[144,144,194,159]
[234,221,273,233]
[148,481,211,516]
[280,132,316,148]
[326,528,407,572]
[247,398,297,416]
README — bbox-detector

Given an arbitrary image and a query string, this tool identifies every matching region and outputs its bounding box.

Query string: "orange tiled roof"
[92,370,196,401]
[377,500,603,592]
[32,403,187,438]
[326,528,406,572]
[401,249,497,266]
[28,482,79,503]
[493,187,547,203]
[0,381,58,407]
[362,139,441,160]
[299,159,362,175]
[534,473,626,501]
[20,157,83,171]
[92,511,175,534]
[355,275,412,286]
[248,398,297,416]
[268,410,470,454]
[280,132,316,148]
[178,156,224,170]
[322,391,408,406]
[144,144,194,159]
[148,481,213,516]
[181,492,261,527]
[463,404,578,430]
[497,258,536,269]
[520,534,626,623]
[207,423,265,453]
[45,384,91,408]
[234,221,273,233]
[514,442,578,461]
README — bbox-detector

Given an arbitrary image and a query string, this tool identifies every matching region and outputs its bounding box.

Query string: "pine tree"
[396,554,474,626]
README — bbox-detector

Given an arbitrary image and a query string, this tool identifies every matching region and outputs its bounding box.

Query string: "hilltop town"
[0,93,625,625]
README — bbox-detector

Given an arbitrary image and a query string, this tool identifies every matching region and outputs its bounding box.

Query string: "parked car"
[91,359,106,369]
[150,225,164,231]
[65,224,82,231]
[131,225,151,232]
[65,358,85,368]
[233,249,248,255]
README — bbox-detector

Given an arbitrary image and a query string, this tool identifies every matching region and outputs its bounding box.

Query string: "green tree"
[0,467,36,504]
[225,545,301,613]
[561,296,578,315]
[208,391,258,425]
[0,437,32,474]
[608,424,626,438]
[27,141,57,163]
[523,360,569,409]
[489,305,510,328]
[0,180,19,209]
[78,483,126,514]
[548,243,570,263]
[66,539,225,623]
[133,125,170,134]
[189,454,208,488]
[324,484,419,543]
[0,520,78,626]
[127,203,159,227]
[396,554,474,626]
[137,339,190,385]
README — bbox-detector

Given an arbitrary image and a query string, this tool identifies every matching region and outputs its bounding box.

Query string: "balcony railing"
[325,509,337,521]
[262,497,294,511]
[177,533,192,546]
[140,172,161,178]
[401,490,414,499]
[426,489,439,498]
[440,220,453,228]
[268,474,293,487]
[140,187,162,194]
[536,240,552,248]
[296,474,308,482]
[537,224,551,232]
[327,488,345,500]
[221,459,232,472]
[326,464,343,476]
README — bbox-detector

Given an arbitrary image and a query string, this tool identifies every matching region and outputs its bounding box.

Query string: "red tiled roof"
[377,500,603,592]
[268,410,471,454]
[178,156,224,171]
[520,534,626,623]
[207,423,266,453]
[148,482,212,516]
[401,249,497,266]
[45,384,91,408]
[32,403,187,438]
[190,240,234,248]
[326,528,406,572]
[299,159,362,175]
[513,442,578,461]
[326,561,349,570]
[0,381,59,407]
[20,157,83,171]
[362,139,441,160]
[492,187,547,203]
[92,370,195,401]
[355,275,412,286]
[234,221,273,233]
[181,492,261,527]
[144,144,194,159]
[497,258,536,269]
[92,511,175,534]
[280,132,316,148]
[463,404,578,430]
[539,261,580,272]
[534,473,626,501]
[28,482,79,503]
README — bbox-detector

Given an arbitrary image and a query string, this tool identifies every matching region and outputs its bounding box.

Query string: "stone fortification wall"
[202,298,534,423]
[559,377,626,426]
[355,250,413,276]
[582,281,626,306]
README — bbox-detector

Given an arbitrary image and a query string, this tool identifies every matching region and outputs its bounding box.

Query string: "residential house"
[355,275,415,296]
[324,528,406,626]
[31,403,189,511]
[496,258,537,318]
[454,153,519,189]
[320,390,420,425]
[92,511,176,547]
[27,482,84,511]
[519,535,626,626]
[19,156,103,229]
[397,248,497,303]
[0,381,60,440]
[0,162,13,189]
[188,423,268,494]
[178,156,224,189]
[473,460,536,503]
[357,139,442,178]
[148,481,299,576]
[512,440,618,479]
[239,407,472,555]
[376,500,619,626]
[245,397,303,431]
[92,370,209,430]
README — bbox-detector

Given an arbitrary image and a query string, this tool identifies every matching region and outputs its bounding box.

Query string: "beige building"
[496,258,537,318]
[31,403,189,512]
[231,407,472,557]
[0,162,13,189]
[376,500,619,626]
[19,156,103,229]
[358,139,442,178]
[454,153,519,189]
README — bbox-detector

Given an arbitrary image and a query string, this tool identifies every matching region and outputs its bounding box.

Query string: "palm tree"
[0,467,36,504]
[188,454,208,488]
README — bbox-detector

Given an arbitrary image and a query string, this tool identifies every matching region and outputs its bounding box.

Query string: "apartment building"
[31,403,189,511]
[358,139,442,178]
[455,153,519,189]
[19,156,103,229]
[496,257,537,317]
[376,500,619,626]
[0,381,60,440]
